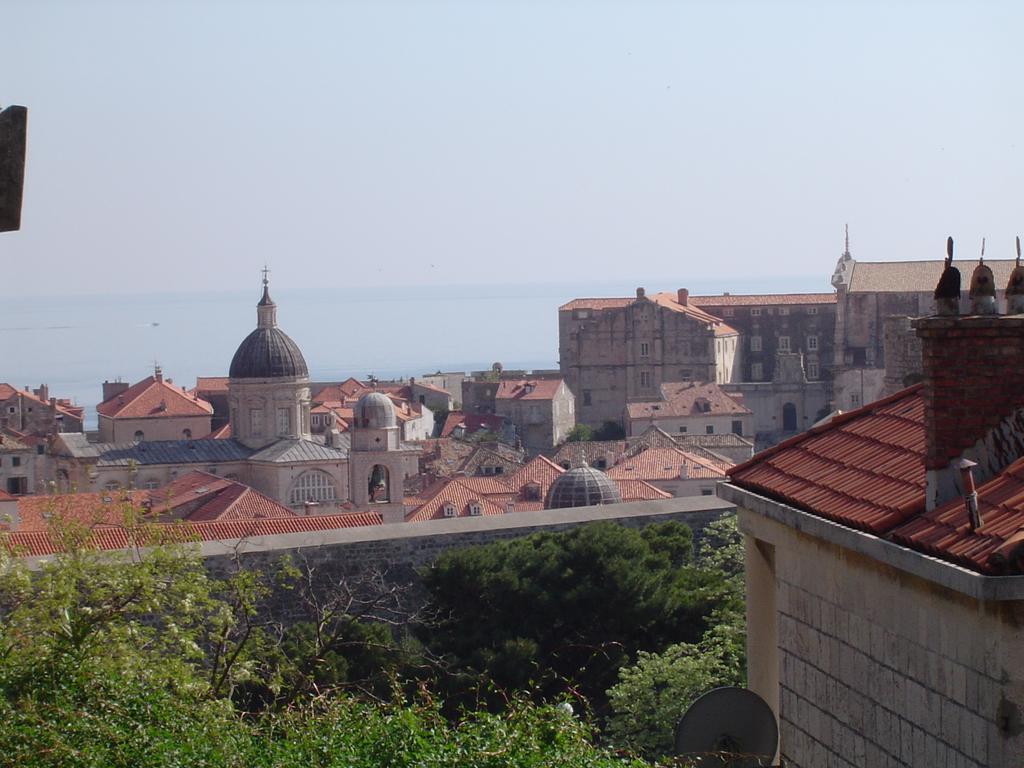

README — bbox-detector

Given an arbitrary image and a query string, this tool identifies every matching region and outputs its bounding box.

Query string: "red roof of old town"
[0,383,84,421]
[438,412,507,438]
[626,382,751,419]
[4,511,383,558]
[560,292,738,336]
[607,446,729,482]
[97,375,214,419]
[495,379,564,401]
[729,385,926,536]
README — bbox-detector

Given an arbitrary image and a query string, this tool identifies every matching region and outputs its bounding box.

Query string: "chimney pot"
[636,287,646,299]
[677,288,689,306]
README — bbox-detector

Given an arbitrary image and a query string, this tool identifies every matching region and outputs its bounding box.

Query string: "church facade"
[52,276,419,515]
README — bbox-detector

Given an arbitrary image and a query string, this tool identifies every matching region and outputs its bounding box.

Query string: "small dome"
[229,328,308,379]
[355,391,396,429]
[544,466,622,509]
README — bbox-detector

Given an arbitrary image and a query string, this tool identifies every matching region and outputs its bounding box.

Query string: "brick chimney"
[677,288,689,306]
[915,245,1024,510]
[102,380,130,402]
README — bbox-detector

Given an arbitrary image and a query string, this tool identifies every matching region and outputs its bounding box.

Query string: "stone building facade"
[559,288,740,427]
[97,370,214,443]
[689,293,837,384]
[494,378,576,453]
[0,383,84,435]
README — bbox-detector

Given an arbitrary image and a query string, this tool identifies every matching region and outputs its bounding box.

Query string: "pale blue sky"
[4,0,1022,295]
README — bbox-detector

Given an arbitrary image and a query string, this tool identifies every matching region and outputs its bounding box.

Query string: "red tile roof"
[627,382,751,419]
[438,412,507,438]
[3,511,383,557]
[495,379,565,401]
[729,385,926,535]
[0,489,17,502]
[615,479,674,501]
[690,293,837,307]
[606,446,729,482]
[147,471,295,522]
[16,490,151,532]
[97,376,214,419]
[890,456,1024,575]
[559,293,738,336]
[405,478,508,522]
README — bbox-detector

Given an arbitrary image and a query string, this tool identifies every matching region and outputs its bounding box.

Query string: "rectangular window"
[250,409,263,437]
[807,335,818,350]
[807,360,820,380]
[750,336,762,352]
[640,371,652,388]
[678,426,687,433]
[750,308,762,317]
[583,390,592,406]
[706,425,714,434]
[277,408,290,436]
[850,392,862,407]
[732,420,743,435]
[36,444,44,455]
[639,342,649,357]
[11,457,20,467]
[778,307,789,316]
[778,336,791,352]
[807,306,818,315]
[722,307,734,317]
[701,488,714,496]
[751,362,764,380]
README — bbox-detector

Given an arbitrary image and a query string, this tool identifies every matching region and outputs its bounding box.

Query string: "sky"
[3,0,1023,296]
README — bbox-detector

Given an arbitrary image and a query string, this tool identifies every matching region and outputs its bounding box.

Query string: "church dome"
[355,391,397,429]
[544,465,622,509]
[229,279,309,380]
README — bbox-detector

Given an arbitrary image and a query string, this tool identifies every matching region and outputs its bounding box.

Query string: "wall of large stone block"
[768,526,1024,768]
[202,504,730,627]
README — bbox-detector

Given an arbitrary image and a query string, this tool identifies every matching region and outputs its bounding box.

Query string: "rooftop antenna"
[1017,236,1021,267]
[980,237,986,264]
[675,687,778,767]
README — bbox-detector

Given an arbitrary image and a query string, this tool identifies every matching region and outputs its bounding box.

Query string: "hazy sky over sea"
[3,1,1022,296]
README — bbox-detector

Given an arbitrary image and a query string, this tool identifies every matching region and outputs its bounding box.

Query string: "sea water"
[0,276,825,428]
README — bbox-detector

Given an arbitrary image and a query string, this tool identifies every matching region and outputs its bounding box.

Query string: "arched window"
[133,430,145,442]
[289,471,337,505]
[182,428,192,439]
[368,464,390,503]
[782,402,797,432]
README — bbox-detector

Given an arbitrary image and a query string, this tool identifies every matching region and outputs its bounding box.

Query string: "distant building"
[97,369,214,443]
[0,428,44,496]
[494,378,576,453]
[830,236,1017,410]
[559,288,741,427]
[624,381,752,439]
[606,445,729,498]
[0,383,84,435]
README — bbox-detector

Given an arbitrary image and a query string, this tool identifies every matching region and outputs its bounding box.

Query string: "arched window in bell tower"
[368,464,390,503]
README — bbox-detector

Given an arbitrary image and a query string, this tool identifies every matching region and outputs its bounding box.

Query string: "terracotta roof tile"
[890,456,1024,575]
[606,446,729,482]
[559,292,737,336]
[405,478,508,522]
[847,259,1019,294]
[193,376,229,394]
[3,511,382,557]
[615,479,673,501]
[627,382,751,419]
[495,379,565,401]
[438,412,507,438]
[97,376,214,419]
[729,385,926,535]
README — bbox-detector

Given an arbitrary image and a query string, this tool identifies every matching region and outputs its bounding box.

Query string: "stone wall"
[199,497,734,625]
[881,315,923,396]
[733,491,1024,768]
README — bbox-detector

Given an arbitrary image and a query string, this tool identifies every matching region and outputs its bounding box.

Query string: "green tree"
[419,521,731,718]
[593,421,626,441]
[604,514,747,759]
[565,424,593,442]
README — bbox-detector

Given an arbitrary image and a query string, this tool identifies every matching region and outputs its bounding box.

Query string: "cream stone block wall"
[739,507,1024,768]
[101,414,213,444]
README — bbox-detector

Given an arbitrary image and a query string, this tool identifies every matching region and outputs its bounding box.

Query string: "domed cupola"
[228,271,311,449]
[355,391,397,429]
[544,465,622,509]
[229,277,309,379]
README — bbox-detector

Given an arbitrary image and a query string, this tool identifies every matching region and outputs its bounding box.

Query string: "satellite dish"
[674,686,778,767]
